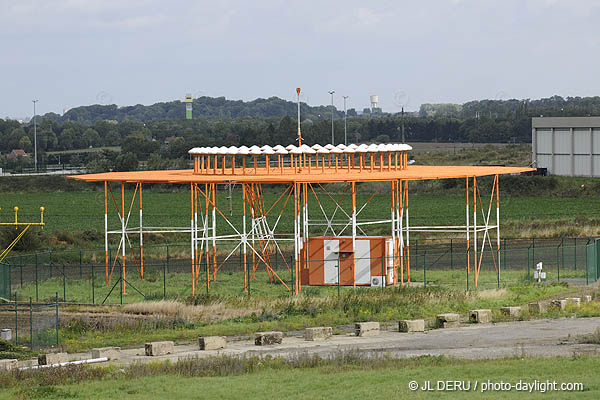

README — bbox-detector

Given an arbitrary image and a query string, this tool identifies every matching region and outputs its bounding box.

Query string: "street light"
[343,96,348,146]
[328,91,335,144]
[32,99,38,171]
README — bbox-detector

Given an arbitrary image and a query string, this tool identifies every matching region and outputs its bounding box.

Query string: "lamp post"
[32,99,38,171]
[343,95,348,146]
[328,91,335,144]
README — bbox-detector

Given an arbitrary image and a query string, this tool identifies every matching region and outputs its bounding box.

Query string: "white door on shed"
[354,239,371,284]
[324,239,339,284]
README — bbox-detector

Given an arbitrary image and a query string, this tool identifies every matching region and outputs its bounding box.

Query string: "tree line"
[2,94,600,172]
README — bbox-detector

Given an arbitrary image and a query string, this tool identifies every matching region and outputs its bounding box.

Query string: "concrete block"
[144,341,174,356]
[566,297,581,307]
[528,301,548,314]
[0,329,12,341]
[355,322,380,337]
[584,295,593,303]
[398,319,425,332]
[0,359,17,371]
[199,336,227,350]
[304,327,333,341]
[551,300,567,310]
[18,359,38,369]
[38,352,69,365]
[469,309,492,324]
[500,306,521,318]
[91,347,121,360]
[254,331,283,345]
[436,313,460,328]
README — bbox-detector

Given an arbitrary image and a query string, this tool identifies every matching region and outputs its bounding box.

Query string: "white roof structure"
[188,142,412,156]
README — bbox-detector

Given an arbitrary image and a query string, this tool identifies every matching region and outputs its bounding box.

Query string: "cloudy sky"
[2,0,600,118]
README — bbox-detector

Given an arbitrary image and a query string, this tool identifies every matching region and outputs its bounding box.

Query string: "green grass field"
[3,190,600,236]
[1,355,597,399]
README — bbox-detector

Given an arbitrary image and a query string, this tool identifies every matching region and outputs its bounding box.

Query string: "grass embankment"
[0,353,597,399]
[53,283,574,353]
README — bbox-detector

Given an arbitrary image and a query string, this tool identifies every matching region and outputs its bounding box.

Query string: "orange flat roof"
[68,165,535,184]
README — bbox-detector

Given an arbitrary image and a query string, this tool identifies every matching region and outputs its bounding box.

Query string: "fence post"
[163,263,167,299]
[35,254,38,302]
[166,240,170,273]
[91,263,95,304]
[527,247,531,282]
[62,264,66,302]
[381,255,384,293]
[450,238,454,270]
[466,252,469,291]
[556,245,560,282]
[423,252,427,288]
[574,237,577,270]
[20,260,23,288]
[14,292,18,346]
[29,296,33,349]
[337,258,340,298]
[79,248,83,279]
[55,292,59,346]
[585,243,589,285]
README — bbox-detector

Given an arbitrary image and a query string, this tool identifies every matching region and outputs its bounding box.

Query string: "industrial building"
[532,116,600,176]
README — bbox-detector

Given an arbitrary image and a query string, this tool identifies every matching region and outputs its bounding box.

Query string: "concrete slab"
[38,353,69,365]
[255,331,283,345]
[436,313,460,328]
[500,306,521,318]
[552,300,567,310]
[469,309,492,324]
[92,347,121,360]
[304,327,332,341]
[0,359,17,371]
[0,329,12,341]
[398,320,425,332]
[355,322,380,337]
[566,298,581,307]
[199,336,227,350]
[529,301,548,314]
[145,341,174,356]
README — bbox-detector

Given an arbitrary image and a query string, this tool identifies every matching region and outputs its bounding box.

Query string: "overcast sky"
[2,0,600,118]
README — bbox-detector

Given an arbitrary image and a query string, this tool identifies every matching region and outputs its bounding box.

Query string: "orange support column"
[121,182,126,294]
[466,177,470,275]
[139,183,144,280]
[190,183,195,296]
[496,174,501,284]
[473,176,478,288]
[104,181,109,287]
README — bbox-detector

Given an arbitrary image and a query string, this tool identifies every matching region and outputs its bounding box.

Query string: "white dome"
[275,147,288,155]
[348,143,359,149]
[311,144,323,150]
[324,144,335,150]
[285,144,296,151]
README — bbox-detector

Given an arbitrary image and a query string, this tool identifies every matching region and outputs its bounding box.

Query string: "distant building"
[532,116,600,176]
[8,149,27,161]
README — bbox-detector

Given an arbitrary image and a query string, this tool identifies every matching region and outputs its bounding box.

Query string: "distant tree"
[114,152,138,171]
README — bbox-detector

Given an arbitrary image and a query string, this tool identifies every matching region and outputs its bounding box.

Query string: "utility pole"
[343,96,348,146]
[32,100,39,171]
[328,91,335,144]
[401,107,405,143]
[296,87,302,145]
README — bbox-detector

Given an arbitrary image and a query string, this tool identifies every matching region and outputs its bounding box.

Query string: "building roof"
[69,165,534,184]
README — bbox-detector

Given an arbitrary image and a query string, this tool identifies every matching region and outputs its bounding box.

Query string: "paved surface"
[25,317,600,368]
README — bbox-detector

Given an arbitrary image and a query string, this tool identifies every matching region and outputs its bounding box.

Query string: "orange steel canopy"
[69,165,534,184]
[67,143,535,297]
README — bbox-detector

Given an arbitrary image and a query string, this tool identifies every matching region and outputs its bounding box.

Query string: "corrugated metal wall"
[532,117,600,177]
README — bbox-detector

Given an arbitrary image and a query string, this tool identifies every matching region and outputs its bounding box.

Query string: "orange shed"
[300,236,395,287]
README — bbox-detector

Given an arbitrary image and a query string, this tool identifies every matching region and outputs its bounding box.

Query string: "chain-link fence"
[0,294,59,349]
[0,238,597,304]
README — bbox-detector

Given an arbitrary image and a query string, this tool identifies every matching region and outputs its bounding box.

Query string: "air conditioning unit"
[370,276,385,287]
